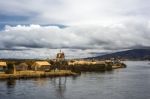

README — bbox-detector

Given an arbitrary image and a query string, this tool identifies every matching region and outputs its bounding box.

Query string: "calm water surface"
[0,61,150,99]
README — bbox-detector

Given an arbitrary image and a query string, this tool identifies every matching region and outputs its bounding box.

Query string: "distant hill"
[89,49,150,60]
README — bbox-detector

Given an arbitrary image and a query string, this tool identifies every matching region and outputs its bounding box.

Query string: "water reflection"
[51,77,67,99]
[6,80,16,88]
[6,79,16,95]
[33,78,49,87]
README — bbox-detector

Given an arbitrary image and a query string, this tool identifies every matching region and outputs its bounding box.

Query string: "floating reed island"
[0,50,126,79]
[64,60,126,72]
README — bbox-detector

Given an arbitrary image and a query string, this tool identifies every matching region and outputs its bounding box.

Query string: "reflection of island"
[51,77,67,99]
[6,79,16,88]
[33,78,49,87]
[6,79,16,94]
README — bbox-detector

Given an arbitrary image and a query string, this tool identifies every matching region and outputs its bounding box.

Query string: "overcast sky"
[0,0,150,59]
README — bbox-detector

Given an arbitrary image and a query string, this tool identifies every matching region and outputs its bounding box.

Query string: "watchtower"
[56,50,65,61]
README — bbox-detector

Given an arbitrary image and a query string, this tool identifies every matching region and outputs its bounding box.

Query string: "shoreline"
[0,70,78,80]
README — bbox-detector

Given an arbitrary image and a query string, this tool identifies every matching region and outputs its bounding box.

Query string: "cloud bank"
[0,22,150,59]
[0,22,150,51]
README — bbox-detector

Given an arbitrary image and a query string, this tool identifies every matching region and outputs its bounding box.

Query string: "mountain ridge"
[88,49,150,60]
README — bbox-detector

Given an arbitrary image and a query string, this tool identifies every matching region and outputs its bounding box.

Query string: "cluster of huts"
[0,61,51,72]
[0,50,66,73]
[0,50,125,73]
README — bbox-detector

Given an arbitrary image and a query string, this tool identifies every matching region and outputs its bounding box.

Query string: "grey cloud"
[0,23,150,59]
[0,0,150,25]
[0,22,150,51]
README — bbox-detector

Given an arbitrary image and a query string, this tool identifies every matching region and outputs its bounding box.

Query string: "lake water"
[0,61,150,99]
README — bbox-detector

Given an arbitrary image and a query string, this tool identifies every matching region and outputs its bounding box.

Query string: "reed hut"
[31,61,51,71]
[15,63,28,71]
[0,62,7,72]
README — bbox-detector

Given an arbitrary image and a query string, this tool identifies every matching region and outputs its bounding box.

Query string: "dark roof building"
[16,63,28,71]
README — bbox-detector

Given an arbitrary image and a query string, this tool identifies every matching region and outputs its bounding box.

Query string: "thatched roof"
[0,62,7,67]
[32,61,51,67]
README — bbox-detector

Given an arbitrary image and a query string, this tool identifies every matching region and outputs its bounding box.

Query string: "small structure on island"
[53,50,66,71]
[15,63,28,71]
[0,62,7,72]
[31,61,51,71]
[56,50,65,61]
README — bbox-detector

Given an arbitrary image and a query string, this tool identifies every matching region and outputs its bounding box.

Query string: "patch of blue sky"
[0,14,29,22]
